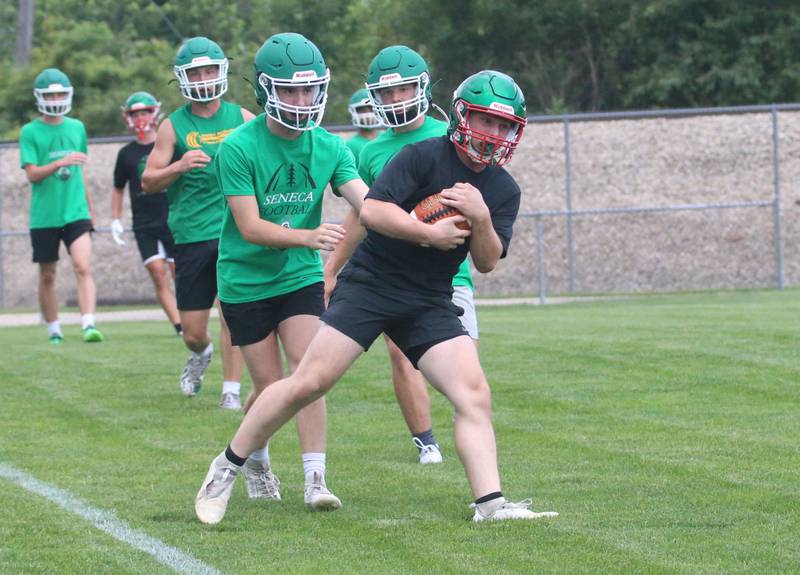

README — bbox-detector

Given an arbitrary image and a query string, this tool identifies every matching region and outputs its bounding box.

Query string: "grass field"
[1,289,799,574]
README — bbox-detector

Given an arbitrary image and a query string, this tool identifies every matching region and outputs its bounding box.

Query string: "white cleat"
[180,347,213,397]
[471,498,559,522]
[195,452,240,524]
[243,459,281,500]
[304,471,342,511]
[218,391,241,410]
[413,437,443,465]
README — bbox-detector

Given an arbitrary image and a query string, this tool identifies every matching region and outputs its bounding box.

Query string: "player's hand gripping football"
[439,183,490,226]
[305,223,346,251]
[178,150,211,172]
[426,217,471,251]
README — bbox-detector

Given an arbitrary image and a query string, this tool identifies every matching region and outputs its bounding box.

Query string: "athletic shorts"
[30,219,93,263]
[134,224,176,266]
[452,284,478,339]
[173,239,219,311]
[321,268,468,368]
[220,282,325,346]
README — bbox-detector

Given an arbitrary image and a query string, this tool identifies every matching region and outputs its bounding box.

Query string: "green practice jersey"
[167,100,243,244]
[19,117,89,229]
[358,116,473,289]
[216,115,360,303]
[345,133,371,168]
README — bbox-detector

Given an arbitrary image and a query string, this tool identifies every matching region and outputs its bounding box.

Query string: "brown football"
[410,193,471,230]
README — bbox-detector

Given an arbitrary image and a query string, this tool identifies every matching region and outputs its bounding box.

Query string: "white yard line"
[0,463,222,575]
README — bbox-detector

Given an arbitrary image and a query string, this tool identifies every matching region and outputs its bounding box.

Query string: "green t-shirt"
[19,117,90,229]
[167,100,244,244]
[358,116,473,290]
[216,115,360,303]
[345,133,373,168]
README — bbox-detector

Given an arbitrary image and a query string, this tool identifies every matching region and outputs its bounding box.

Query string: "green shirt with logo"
[345,133,372,168]
[216,115,360,303]
[19,117,90,229]
[358,116,473,289]
[167,100,244,244]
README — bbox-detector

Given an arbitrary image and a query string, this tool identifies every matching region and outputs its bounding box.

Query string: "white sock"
[193,342,213,359]
[249,444,270,464]
[222,380,240,395]
[81,314,95,330]
[47,320,62,337]
[302,452,326,483]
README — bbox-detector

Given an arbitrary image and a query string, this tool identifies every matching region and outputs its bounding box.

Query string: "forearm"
[83,171,93,215]
[324,208,365,278]
[360,199,432,245]
[111,189,124,219]
[239,219,311,248]
[25,161,61,183]
[468,216,503,272]
[142,163,181,194]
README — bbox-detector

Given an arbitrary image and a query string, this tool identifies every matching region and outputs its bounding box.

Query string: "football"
[410,193,471,230]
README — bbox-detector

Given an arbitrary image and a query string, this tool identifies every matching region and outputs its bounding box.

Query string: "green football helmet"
[365,45,431,127]
[33,68,73,116]
[173,37,228,102]
[348,88,380,129]
[448,70,527,166]
[122,91,161,136]
[253,32,330,131]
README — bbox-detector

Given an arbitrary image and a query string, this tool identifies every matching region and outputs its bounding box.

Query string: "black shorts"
[220,282,325,346]
[30,219,93,263]
[173,239,219,311]
[134,224,176,265]
[321,268,467,368]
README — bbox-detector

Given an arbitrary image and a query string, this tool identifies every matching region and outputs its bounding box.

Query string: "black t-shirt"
[113,141,168,231]
[346,136,521,296]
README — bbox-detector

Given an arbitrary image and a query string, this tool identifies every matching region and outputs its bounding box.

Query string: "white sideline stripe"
[0,463,222,575]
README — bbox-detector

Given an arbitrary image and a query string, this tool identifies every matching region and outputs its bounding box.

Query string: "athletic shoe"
[304,471,342,511]
[180,348,212,397]
[471,497,559,522]
[82,326,104,343]
[195,452,240,525]
[218,391,241,410]
[242,459,281,500]
[49,334,64,345]
[412,437,443,465]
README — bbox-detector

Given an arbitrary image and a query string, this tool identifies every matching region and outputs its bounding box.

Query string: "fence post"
[536,216,547,305]
[564,119,575,292]
[771,106,785,290]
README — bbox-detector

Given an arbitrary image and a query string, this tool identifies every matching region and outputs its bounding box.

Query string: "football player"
[110,91,181,335]
[20,68,104,344]
[192,32,368,516]
[344,88,381,167]
[325,46,478,466]
[195,69,559,523]
[142,37,250,410]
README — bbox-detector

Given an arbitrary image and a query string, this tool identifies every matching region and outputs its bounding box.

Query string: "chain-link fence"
[2,104,800,309]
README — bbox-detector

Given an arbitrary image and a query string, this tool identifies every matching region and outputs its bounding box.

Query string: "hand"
[440,183,490,224]
[425,217,471,251]
[57,152,88,167]
[110,219,126,246]
[305,223,346,251]
[178,150,211,172]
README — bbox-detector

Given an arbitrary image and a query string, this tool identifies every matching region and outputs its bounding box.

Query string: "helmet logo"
[489,102,515,114]
[46,83,68,91]
[190,56,212,64]
[379,73,402,83]
[292,70,318,80]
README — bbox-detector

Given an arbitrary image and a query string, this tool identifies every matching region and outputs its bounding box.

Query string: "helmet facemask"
[174,59,229,102]
[34,85,73,116]
[452,101,526,166]
[366,72,429,127]
[123,105,161,139]
[258,70,330,131]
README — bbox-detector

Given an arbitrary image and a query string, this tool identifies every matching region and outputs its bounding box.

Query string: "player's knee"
[462,376,492,415]
[39,268,56,286]
[291,371,334,405]
[73,261,91,278]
